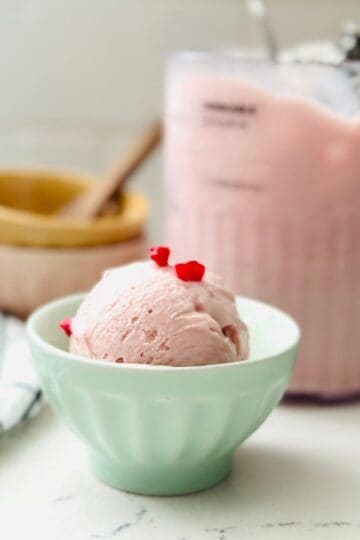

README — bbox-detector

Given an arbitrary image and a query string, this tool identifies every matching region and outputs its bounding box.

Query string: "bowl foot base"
[88,451,232,496]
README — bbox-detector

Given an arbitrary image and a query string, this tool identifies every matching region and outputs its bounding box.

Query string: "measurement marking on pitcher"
[203,102,257,115]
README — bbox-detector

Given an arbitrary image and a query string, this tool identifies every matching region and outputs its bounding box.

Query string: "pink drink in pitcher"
[165,54,360,399]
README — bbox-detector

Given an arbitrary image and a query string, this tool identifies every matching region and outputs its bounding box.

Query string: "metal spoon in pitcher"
[246,0,278,60]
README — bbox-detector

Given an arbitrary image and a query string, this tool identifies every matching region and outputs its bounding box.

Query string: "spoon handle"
[59,120,162,220]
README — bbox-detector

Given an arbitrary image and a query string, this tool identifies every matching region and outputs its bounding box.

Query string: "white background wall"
[0,0,359,240]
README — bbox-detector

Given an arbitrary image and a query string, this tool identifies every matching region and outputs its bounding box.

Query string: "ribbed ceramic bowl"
[27,294,300,495]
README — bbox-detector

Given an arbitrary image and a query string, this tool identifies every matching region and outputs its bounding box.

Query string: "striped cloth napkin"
[0,313,43,433]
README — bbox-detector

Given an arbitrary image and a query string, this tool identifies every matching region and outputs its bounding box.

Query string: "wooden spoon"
[58,120,162,220]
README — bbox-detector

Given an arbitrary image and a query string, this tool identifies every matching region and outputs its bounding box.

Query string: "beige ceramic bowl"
[0,235,147,319]
[0,169,149,317]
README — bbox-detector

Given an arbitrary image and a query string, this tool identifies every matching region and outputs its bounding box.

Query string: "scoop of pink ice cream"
[70,261,248,366]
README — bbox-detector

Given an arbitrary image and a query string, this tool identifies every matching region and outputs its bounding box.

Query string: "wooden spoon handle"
[59,120,162,219]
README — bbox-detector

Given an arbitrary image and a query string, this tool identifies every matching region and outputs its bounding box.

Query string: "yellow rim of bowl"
[0,168,150,247]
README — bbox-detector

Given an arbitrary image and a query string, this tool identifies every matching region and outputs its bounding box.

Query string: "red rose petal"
[175,260,205,282]
[149,246,170,267]
[59,318,73,337]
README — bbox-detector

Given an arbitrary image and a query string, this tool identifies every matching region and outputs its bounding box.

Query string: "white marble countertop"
[1,401,360,540]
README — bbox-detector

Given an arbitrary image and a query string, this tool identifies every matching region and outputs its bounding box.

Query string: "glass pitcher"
[165,51,360,400]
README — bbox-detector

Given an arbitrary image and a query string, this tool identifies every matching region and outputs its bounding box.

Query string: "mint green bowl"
[27,294,300,495]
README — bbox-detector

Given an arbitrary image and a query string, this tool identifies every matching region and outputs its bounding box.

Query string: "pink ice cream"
[69,261,248,366]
